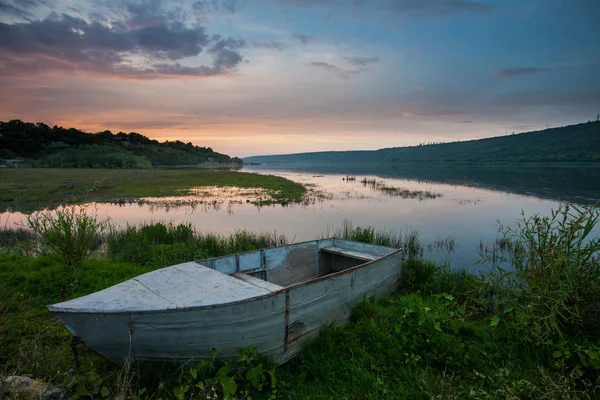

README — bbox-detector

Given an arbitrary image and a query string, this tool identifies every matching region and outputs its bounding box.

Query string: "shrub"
[44,144,152,169]
[498,203,599,341]
[25,206,109,269]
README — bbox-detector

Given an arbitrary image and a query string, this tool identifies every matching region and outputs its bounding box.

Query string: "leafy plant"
[25,206,110,269]
[484,203,600,343]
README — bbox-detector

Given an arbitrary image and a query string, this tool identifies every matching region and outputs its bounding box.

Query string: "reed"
[106,222,288,268]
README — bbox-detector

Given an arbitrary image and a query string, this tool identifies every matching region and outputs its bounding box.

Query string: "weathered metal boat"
[48,238,403,365]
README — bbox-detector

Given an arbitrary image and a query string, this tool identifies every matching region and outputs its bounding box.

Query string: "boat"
[48,238,403,365]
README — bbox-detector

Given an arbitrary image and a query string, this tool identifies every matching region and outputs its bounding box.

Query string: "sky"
[1,0,599,157]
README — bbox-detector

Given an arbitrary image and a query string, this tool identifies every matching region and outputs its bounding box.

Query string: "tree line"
[0,120,243,168]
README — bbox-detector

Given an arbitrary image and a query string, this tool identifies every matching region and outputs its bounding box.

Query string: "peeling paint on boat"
[48,238,403,365]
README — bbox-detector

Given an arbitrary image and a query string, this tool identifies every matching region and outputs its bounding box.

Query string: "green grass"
[0,168,306,212]
[1,207,599,399]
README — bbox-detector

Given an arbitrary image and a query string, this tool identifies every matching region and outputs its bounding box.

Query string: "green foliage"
[44,144,152,169]
[106,222,288,269]
[483,203,600,343]
[0,169,306,212]
[0,119,240,166]
[399,259,483,301]
[3,204,600,399]
[329,219,423,259]
[168,347,277,400]
[0,226,36,254]
[25,206,109,269]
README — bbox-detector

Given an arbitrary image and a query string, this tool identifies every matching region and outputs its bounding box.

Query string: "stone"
[3,375,65,400]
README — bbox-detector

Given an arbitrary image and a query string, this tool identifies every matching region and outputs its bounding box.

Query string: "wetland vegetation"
[0,169,306,212]
[1,203,599,399]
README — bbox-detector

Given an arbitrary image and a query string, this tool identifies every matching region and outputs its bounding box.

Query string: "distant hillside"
[0,120,242,167]
[244,121,600,164]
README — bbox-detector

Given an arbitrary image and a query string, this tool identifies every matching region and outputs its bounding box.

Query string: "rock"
[3,375,65,400]
[40,385,64,400]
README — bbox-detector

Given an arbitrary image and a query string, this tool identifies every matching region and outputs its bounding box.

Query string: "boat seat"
[233,273,284,292]
[319,246,378,262]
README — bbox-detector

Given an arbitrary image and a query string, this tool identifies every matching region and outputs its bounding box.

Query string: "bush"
[486,203,600,342]
[44,145,152,169]
[25,206,109,269]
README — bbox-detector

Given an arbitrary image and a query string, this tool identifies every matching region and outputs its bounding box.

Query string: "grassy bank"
[0,168,306,212]
[1,204,599,399]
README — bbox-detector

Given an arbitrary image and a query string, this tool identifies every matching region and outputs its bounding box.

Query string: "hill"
[244,121,600,164]
[0,120,242,168]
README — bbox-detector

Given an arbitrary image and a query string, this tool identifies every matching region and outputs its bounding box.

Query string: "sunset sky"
[1,0,599,157]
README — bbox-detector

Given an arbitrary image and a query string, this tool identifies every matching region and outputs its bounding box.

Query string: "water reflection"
[2,165,598,272]
[247,163,600,205]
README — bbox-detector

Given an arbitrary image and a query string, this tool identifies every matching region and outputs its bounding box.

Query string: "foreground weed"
[484,203,600,343]
[24,206,110,270]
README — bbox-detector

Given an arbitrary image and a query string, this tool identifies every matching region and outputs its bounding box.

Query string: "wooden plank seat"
[233,273,285,292]
[319,246,378,262]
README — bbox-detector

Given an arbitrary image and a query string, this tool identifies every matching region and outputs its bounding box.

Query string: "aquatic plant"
[360,177,442,200]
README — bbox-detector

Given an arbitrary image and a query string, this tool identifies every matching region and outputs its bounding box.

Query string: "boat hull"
[52,240,403,365]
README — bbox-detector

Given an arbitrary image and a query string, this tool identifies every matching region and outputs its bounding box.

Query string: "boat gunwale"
[48,238,403,315]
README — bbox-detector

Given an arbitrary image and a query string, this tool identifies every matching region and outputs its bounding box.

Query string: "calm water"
[3,164,599,272]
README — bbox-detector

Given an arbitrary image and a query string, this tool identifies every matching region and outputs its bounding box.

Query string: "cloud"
[275,0,334,7]
[343,56,379,66]
[0,13,246,78]
[0,0,34,19]
[493,66,548,78]
[192,0,237,14]
[456,120,473,123]
[292,33,316,44]
[380,0,492,17]
[309,61,367,79]
[275,0,491,18]
[251,41,287,51]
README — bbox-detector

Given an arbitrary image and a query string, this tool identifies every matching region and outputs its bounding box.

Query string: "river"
[3,163,599,272]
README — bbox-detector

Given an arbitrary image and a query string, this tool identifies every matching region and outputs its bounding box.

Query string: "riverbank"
[1,204,598,399]
[0,168,306,212]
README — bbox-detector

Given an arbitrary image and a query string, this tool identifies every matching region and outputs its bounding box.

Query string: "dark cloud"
[380,0,492,17]
[343,56,379,66]
[456,120,473,123]
[292,33,316,44]
[309,61,367,79]
[275,0,333,7]
[276,0,491,18]
[251,41,287,51]
[493,67,548,78]
[0,13,246,78]
[192,0,237,14]
[0,0,34,19]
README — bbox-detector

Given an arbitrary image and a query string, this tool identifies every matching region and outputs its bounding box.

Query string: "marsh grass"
[360,177,443,200]
[106,222,288,269]
[0,169,306,212]
[325,218,423,259]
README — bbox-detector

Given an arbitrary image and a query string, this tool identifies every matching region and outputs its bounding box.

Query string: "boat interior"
[48,239,399,313]
[199,238,398,291]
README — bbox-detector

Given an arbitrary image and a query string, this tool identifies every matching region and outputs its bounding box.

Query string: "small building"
[47,141,71,149]
[5,159,31,168]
